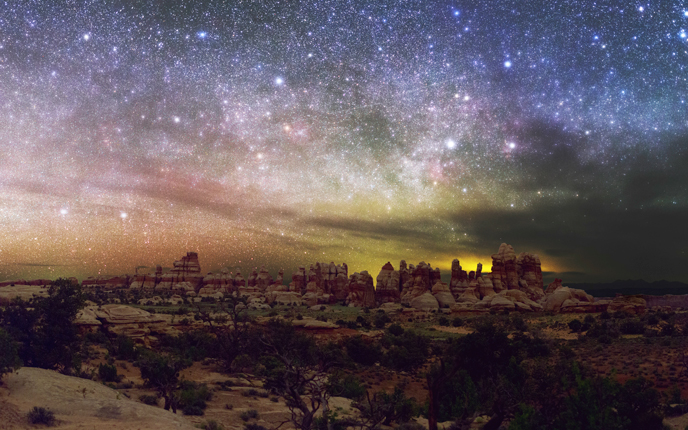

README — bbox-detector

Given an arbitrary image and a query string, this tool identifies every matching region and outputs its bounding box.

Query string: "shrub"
[388,324,405,336]
[244,424,268,430]
[374,313,391,328]
[661,323,676,337]
[356,315,371,329]
[452,317,464,327]
[179,381,212,416]
[27,407,56,426]
[139,394,158,405]
[568,319,582,332]
[98,363,121,382]
[511,315,528,332]
[112,335,137,360]
[328,372,366,399]
[646,314,660,326]
[240,409,259,421]
[0,328,21,380]
[242,388,260,397]
[200,420,224,430]
[438,316,450,327]
[381,331,430,372]
[583,315,596,325]
[345,336,381,366]
[619,319,646,335]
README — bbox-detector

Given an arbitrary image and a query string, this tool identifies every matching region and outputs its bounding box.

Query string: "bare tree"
[194,292,256,371]
[258,319,342,430]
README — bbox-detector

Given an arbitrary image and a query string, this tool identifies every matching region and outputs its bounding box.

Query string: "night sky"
[1,1,687,284]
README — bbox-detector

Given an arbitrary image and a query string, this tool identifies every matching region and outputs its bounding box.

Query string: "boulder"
[432,281,456,308]
[457,287,481,303]
[490,295,516,311]
[608,295,647,315]
[543,287,575,312]
[410,291,439,310]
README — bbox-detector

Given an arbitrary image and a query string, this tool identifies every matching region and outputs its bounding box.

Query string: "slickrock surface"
[1,367,196,430]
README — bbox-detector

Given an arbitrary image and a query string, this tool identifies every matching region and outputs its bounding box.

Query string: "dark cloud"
[446,199,688,282]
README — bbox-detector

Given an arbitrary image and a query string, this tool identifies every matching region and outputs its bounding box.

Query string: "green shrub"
[242,388,260,397]
[98,363,121,382]
[179,381,212,416]
[240,409,259,421]
[381,331,430,372]
[27,407,56,426]
[452,317,464,327]
[345,336,381,366]
[139,394,158,405]
[328,372,366,399]
[568,319,582,332]
[200,421,224,430]
[438,316,450,327]
[0,328,21,380]
[374,313,391,328]
[388,324,405,336]
[511,315,528,332]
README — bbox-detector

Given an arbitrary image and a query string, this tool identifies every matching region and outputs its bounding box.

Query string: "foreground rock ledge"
[2,367,195,429]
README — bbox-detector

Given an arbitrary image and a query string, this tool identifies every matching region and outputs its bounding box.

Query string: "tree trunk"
[163,395,171,411]
[301,412,314,430]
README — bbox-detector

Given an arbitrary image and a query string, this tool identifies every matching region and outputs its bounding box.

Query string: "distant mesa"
[0,244,674,317]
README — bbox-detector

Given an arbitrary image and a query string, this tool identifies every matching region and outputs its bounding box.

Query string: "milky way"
[1,1,687,283]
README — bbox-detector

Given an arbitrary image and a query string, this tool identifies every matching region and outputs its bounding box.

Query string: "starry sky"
[1,0,687,284]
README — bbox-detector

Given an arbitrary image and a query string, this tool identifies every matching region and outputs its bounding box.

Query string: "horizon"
[1,1,687,283]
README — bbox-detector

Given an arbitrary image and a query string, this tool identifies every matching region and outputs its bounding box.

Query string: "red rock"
[247,269,258,288]
[401,262,434,305]
[375,262,400,306]
[233,272,246,288]
[346,271,376,308]
[450,259,469,298]
[608,295,646,315]
[82,276,130,291]
[255,266,273,291]
[171,252,201,275]
[289,266,308,294]
[545,278,563,294]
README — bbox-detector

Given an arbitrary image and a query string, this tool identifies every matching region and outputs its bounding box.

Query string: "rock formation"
[346,271,376,308]
[375,262,400,306]
[401,262,436,305]
[432,281,455,308]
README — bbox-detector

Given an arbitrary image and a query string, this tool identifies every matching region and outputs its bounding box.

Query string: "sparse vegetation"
[240,409,259,421]
[139,394,159,405]
[27,406,56,426]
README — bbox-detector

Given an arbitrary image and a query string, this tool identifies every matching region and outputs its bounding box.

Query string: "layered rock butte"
[0,245,651,315]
